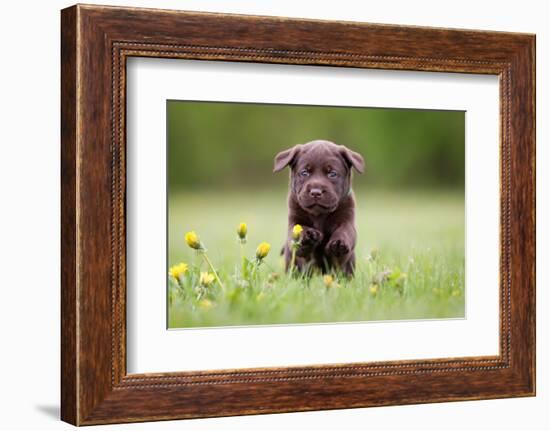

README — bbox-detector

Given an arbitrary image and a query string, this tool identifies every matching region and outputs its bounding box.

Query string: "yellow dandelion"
[323,274,334,287]
[237,222,248,241]
[256,292,265,302]
[292,224,303,241]
[199,272,215,287]
[184,231,202,250]
[369,284,378,295]
[198,299,214,310]
[256,242,271,260]
[169,262,188,279]
[451,289,460,297]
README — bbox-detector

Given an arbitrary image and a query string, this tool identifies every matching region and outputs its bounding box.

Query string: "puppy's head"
[274,140,364,216]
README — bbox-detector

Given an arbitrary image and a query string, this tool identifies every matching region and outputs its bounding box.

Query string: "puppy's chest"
[311,218,335,239]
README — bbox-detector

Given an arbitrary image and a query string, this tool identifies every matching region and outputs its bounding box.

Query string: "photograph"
[167,100,465,329]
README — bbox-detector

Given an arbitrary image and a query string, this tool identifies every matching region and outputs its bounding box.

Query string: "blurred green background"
[168,101,465,191]
[167,100,465,328]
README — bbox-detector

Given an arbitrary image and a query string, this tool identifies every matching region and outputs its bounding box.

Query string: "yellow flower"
[237,222,248,241]
[256,242,271,260]
[199,272,215,287]
[323,274,334,287]
[169,262,188,279]
[292,224,303,241]
[185,231,202,250]
[198,299,214,309]
[369,284,378,295]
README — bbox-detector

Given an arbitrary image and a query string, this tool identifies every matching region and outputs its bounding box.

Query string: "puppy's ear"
[339,146,365,174]
[273,145,301,173]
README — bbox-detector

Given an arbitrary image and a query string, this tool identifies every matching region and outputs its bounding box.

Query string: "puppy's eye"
[327,170,339,178]
[299,169,310,177]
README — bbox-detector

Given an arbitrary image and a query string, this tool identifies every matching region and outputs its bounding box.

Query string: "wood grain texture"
[60,5,78,425]
[60,4,535,425]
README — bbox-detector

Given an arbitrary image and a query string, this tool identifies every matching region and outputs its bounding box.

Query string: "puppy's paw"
[302,227,323,246]
[326,238,351,257]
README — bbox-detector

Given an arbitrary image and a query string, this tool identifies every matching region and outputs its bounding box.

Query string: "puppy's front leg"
[284,225,323,272]
[326,224,356,275]
[296,226,324,257]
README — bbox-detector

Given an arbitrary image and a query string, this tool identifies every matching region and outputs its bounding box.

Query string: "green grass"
[168,189,465,328]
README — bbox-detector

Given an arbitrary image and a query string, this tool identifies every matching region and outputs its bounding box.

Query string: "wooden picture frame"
[61,4,535,425]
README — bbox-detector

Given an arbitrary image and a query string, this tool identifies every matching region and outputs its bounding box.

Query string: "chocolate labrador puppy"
[274,140,364,276]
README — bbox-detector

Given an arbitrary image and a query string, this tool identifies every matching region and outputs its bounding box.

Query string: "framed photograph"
[61,4,535,425]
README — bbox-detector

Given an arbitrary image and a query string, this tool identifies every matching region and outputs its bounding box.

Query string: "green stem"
[254,257,265,277]
[289,246,297,275]
[252,260,259,281]
[201,252,225,291]
[240,242,246,278]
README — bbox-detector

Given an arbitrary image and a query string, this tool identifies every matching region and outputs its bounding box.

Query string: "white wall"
[0,0,546,429]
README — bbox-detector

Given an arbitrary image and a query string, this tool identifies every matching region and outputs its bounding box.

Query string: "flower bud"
[256,242,271,260]
[185,231,202,250]
[292,224,303,241]
[237,222,247,241]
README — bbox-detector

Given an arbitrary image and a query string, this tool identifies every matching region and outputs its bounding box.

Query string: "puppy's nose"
[310,188,323,198]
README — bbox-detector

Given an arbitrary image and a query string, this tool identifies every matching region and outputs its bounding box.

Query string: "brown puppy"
[274,140,364,276]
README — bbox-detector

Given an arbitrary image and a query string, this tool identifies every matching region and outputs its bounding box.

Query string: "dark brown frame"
[61,4,535,425]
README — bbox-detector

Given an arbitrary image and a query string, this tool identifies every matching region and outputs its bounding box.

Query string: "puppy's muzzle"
[309,187,324,199]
